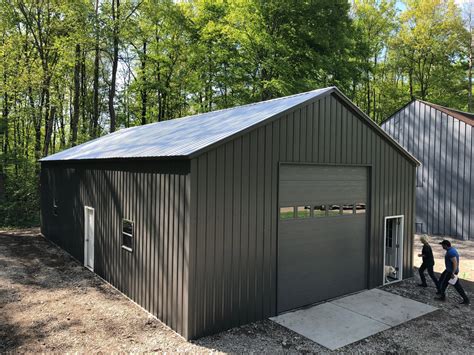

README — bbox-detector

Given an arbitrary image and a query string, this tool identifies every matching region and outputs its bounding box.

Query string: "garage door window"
[328,205,341,216]
[313,205,327,217]
[342,204,355,215]
[280,203,366,220]
[280,207,295,220]
[356,203,366,213]
[297,206,311,218]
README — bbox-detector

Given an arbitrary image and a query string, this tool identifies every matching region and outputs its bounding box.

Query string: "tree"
[391,0,469,100]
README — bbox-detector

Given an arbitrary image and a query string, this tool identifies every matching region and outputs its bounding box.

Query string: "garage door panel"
[278,217,367,312]
[278,164,368,313]
[279,180,367,206]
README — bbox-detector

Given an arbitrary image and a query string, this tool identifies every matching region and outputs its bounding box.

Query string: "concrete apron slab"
[271,288,437,351]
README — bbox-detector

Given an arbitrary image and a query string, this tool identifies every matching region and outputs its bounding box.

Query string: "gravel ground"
[1,230,473,353]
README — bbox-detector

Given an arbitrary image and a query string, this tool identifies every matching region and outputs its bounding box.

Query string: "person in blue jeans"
[435,240,470,305]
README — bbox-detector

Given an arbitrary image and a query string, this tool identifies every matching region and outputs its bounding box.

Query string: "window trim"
[122,219,134,252]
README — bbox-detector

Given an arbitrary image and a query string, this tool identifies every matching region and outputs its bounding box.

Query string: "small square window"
[342,204,355,215]
[280,207,295,220]
[356,203,366,214]
[327,205,341,216]
[122,219,134,252]
[297,206,311,218]
[313,205,327,217]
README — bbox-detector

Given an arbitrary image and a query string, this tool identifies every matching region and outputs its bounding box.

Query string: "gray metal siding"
[40,160,192,339]
[188,93,416,338]
[382,101,473,240]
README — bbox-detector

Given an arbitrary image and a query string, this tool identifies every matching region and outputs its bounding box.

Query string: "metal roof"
[418,100,474,126]
[41,87,333,161]
[382,99,474,127]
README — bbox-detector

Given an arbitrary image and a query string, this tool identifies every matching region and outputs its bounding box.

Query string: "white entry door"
[84,206,95,271]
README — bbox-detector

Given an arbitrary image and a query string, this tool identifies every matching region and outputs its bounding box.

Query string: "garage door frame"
[276,162,374,314]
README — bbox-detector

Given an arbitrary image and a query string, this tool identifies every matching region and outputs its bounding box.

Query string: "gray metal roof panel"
[41,87,333,161]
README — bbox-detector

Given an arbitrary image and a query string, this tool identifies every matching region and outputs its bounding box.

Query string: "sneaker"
[459,300,470,305]
[417,283,428,287]
[434,295,446,301]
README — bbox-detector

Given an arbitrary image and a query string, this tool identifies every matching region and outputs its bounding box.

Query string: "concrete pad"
[271,302,390,350]
[331,288,438,326]
[271,288,438,350]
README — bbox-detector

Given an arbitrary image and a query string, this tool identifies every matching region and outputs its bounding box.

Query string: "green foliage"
[0,0,471,226]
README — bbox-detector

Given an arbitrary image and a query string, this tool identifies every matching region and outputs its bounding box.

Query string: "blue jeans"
[438,270,469,302]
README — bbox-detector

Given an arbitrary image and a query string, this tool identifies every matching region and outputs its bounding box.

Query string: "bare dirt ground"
[1,230,473,353]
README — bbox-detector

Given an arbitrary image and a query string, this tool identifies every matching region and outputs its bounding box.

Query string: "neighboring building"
[40,87,418,339]
[381,100,473,240]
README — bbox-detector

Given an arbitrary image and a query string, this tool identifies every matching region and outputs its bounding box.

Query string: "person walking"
[417,235,438,288]
[435,240,470,305]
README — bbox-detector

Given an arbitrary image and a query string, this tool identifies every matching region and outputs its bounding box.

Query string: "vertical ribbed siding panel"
[240,134,250,326]
[466,125,473,239]
[382,100,472,240]
[231,138,242,325]
[264,124,273,318]
[465,126,474,240]
[255,127,265,321]
[222,141,233,331]
[247,131,257,323]
[270,121,279,313]
[205,150,216,333]
[457,123,465,239]
[452,119,460,238]
[214,146,225,332]
[158,171,164,320]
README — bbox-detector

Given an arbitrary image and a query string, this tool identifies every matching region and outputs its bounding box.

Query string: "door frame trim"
[382,215,404,285]
[84,206,95,271]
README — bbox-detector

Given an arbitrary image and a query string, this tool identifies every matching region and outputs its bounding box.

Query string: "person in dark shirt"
[435,240,470,305]
[417,235,438,288]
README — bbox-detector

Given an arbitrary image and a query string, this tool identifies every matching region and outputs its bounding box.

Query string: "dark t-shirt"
[421,244,435,266]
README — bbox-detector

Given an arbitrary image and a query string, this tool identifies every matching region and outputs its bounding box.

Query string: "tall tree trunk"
[71,43,81,146]
[92,0,100,138]
[141,40,147,125]
[0,73,7,202]
[57,84,66,149]
[109,0,120,133]
[366,63,371,117]
[409,68,414,100]
[43,104,55,157]
[80,49,87,137]
[42,75,52,157]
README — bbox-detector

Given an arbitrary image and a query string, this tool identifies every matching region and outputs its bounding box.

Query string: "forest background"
[0,0,472,226]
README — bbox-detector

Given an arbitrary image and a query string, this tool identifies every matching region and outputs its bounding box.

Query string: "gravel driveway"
[1,230,473,353]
